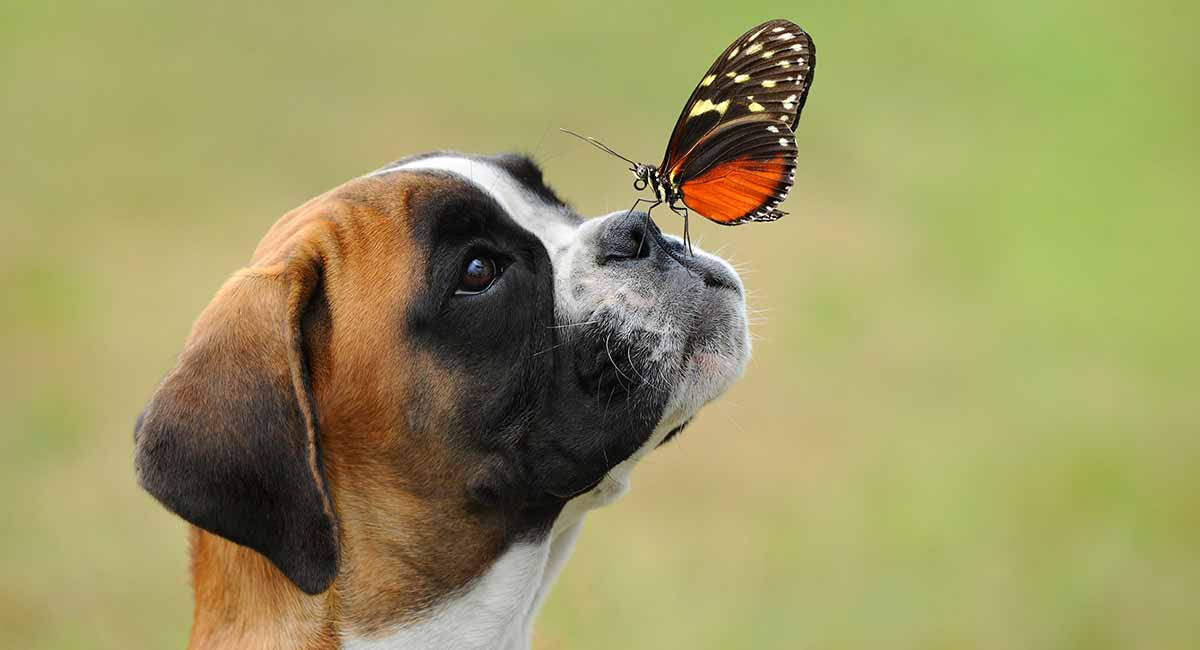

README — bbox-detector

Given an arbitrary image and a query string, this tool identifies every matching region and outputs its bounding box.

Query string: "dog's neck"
[185,506,595,650]
[335,472,632,648]
[186,431,655,650]
[341,523,584,650]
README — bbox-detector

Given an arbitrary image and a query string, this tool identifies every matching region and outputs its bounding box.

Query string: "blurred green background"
[3,1,1197,648]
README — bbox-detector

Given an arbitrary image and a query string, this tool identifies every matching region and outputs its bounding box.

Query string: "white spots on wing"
[779,115,789,122]
[791,44,805,51]
[745,42,763,55]
[777,33,795,41]
[782,94,797,110]
[761,79,776,88]
[725,71,737,78]
[767,125,779,133]
[688,98,730,118]
[778,138,789,146]
[779,60,791,68]
[761,50,774,58]
[772,26,785,33]
[749,26,768,41]
[700,74,716,87]
[748,100,765,112]
[734,73,750,83]
[727,46,740,60]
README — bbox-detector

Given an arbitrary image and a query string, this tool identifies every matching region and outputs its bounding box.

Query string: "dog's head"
[134,153,750,607]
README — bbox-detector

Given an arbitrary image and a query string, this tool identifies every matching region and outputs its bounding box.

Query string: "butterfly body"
[631,164,680,210]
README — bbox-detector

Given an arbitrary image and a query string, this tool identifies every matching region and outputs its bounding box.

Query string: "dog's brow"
[375,156,578,255]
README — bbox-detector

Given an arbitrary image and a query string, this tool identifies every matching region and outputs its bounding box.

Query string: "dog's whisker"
[625,346,649,385]
[715,403,750,438]
[545,320,600,330]
[639,350,674,394]
[604,385,619,415]
[530,342,567,357]
[625,345,669,394]
[604,333,637,391]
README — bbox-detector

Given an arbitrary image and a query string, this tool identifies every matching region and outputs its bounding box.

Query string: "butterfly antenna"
[559,128,640,169]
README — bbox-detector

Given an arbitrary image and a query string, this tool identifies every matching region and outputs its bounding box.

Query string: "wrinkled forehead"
[368,153,582,256]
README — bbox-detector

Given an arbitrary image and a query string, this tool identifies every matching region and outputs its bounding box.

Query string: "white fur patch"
[370,156,578,256]
[344,544,547,650]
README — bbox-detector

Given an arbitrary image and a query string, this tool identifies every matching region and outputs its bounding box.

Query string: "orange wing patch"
[678,157,790,224]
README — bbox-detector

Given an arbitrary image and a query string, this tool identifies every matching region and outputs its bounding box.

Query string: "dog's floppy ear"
[135,224,338,595]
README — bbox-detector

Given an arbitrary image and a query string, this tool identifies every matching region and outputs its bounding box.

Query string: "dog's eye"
[455,255,499,295]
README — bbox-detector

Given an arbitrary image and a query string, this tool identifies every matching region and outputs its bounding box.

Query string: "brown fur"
[181,173,512,647]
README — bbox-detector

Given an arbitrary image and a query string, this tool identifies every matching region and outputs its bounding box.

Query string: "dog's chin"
[659,277,752,437]
[550,219,749,525]
[578,250,750,486]
[555,285,748,527]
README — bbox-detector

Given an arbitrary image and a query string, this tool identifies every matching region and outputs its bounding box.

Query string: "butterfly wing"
[675,117,796,224]
[661,19,815,177]
[659,19,815,224]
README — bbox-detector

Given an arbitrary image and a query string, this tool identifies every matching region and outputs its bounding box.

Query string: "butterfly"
[564,19,816,249]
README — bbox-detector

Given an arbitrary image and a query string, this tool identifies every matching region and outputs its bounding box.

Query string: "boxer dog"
[134,152,751,649]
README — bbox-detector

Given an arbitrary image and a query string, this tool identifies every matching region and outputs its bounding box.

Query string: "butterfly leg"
[622,197,661,223]
[637,203,703,274]
[622,197,661,258]
[669,204,693,255]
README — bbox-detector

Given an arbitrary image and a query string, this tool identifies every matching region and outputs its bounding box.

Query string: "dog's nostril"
[627,224,651,260]
[600,214,657,262]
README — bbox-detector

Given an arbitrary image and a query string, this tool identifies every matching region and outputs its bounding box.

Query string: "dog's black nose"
[597,212,661,262]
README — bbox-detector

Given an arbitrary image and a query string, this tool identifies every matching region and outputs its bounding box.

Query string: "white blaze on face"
[369,156,580,258]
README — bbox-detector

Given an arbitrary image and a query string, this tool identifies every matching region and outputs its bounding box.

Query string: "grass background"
[2,1,1197,648]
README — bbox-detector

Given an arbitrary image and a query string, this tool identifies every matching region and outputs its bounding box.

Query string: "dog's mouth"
[568,247,750,420]
[657,418,693,447]
[571,324,662,400]
[542,216,751,505]
[684,253,744,296]
[566,278,747,446]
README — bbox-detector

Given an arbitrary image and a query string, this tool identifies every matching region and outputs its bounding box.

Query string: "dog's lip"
[656,418,693,447]
[676,252,742,296]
